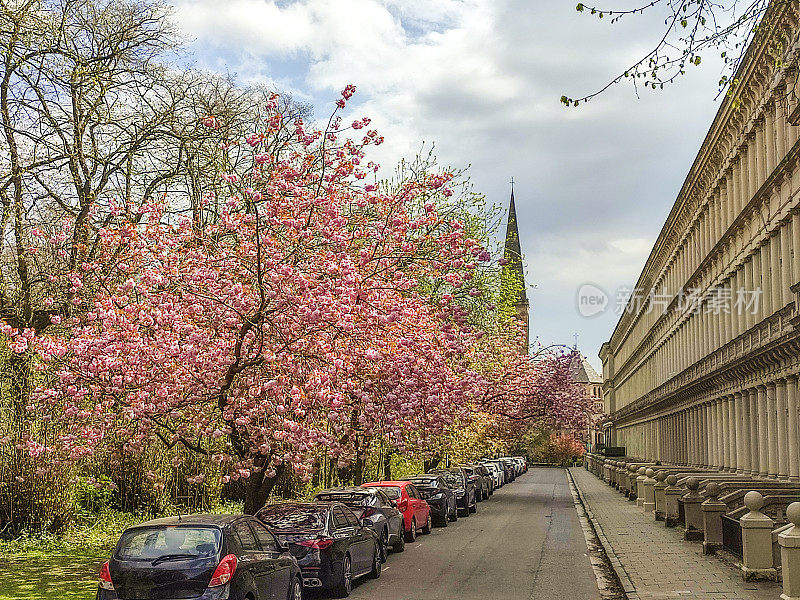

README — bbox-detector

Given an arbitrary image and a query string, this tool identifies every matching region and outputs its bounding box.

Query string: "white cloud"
[169,0,728,363]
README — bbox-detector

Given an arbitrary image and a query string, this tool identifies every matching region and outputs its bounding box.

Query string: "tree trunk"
[382,451,392,481]
[353,456,365,485]
[243,464,285,515]
[424,456,441,472]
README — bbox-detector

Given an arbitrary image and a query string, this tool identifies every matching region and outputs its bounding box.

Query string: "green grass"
[0,551,104,600]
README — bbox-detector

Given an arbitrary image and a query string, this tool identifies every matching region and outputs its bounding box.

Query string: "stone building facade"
[601,2,800,479]
[569,351,605,449]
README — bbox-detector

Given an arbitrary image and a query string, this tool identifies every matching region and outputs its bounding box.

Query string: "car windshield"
[116,526,221,561]
[258,506,327,531]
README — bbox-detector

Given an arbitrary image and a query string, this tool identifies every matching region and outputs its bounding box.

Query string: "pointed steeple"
[502,181,529,350]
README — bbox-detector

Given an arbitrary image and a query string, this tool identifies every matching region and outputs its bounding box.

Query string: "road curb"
[566,468,639,600]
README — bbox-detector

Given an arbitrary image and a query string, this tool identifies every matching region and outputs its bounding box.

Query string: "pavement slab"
[569,467,783,600]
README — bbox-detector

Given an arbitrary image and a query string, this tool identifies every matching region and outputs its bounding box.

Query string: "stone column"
[702,402,709,468]
[793,209,800,287]
[749,388,761,477]
[779,503,800,600]
[777,378,790,480]
[761,242,773,317]
[728,393,737,473]
[767,382,779,478]
[710,399,720,469]
[758,385,770,477]
[740,491,777,581]
[739,390,751,476]
[702,482,727,555]
[789,376,800,482]
[722,396,732,471]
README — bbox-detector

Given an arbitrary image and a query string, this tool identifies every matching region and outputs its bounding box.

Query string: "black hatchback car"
[257,502,381,597]
[97,514,302,600]
[313,487,405,556]
[429,468,476,517]
[399,475,457,526]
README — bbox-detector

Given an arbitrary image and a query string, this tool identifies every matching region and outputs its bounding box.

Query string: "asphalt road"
[347,467,601,600]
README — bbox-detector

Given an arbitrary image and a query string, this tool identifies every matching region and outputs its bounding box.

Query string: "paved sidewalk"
[569,467,782,600]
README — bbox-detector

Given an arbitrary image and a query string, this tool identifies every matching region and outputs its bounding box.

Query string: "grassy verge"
[0,551,104,600]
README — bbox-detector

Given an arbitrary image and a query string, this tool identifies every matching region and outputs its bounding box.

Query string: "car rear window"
[115,526,221,561]
[379,486,401,499]
[438,472,463,487]
[258,506,327,531]
[315,492,377,508]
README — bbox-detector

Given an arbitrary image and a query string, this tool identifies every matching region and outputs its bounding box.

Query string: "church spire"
[502,181,529,350]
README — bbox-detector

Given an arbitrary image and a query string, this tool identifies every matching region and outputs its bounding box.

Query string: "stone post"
[739,491,777,581]
[636,467,647,508]
[643,468,657,513]
[682,477,704,541]
[654,470,667,521]
[627,464,638,499]
[701,482,727,554]
[779,502,800,600]
[664,475,682,527]
[604,459,612,483]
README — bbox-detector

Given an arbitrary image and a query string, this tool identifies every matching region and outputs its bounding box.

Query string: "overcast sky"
[171,0,729,370]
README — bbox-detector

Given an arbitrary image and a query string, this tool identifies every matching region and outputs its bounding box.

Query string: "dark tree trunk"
[353,456,365,485]
[382,451,392,481]
[243,463,285,515]
[424,456,441,472]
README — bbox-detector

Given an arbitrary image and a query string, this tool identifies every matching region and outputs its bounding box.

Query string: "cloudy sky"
[171,0,728,370]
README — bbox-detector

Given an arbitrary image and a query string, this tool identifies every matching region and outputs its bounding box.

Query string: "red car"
[361,481,432,542]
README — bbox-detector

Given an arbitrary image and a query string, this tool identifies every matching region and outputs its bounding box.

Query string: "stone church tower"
[502,186,530,351]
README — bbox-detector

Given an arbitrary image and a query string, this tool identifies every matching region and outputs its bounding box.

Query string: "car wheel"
[449,503,458,522]
[438,512,448,527]
[421,511,432,534]
[380,528,389,562]
[469,500,477,514]
[392,524,405,552]
[332,554,352,598]
[370,543,382,579]
[288,576,302,600]
[404,518,417,542]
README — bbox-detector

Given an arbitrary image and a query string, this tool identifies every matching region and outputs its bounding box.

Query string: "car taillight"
[208,554,238,587]
[98,561,114,591]
[298,538,335,549]
[362,507,376,518]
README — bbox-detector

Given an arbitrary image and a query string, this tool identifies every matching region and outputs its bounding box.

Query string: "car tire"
[392,524,405,552]
[332,554,352,598]
[369,543,382,579]
[288,576,302,600]
[438,513,448,527]
[449,504,458,522]
[404,518,417,542]
[421,512,432,534]
[469,501,477,514]
[380,528,389,562]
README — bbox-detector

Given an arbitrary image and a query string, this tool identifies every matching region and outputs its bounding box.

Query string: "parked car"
[428,467,476,516]
[480,461,504,488]
[256,502,382,597]
[463,464,492,500]
[398,475,457,526]
[313,486,405,556]
[96,514,303,600]
[482,459,511,485]
[512,456,528,473]
[361,481,432,542]
[500,457,519,479]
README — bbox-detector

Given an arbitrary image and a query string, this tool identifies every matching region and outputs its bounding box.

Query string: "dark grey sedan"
[429,468,476,516]
[313,487,405,557]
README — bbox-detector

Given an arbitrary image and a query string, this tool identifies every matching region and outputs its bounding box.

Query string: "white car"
[480,461,504,487]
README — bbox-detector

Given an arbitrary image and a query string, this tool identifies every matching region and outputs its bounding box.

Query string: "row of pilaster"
[615,374,800,480]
